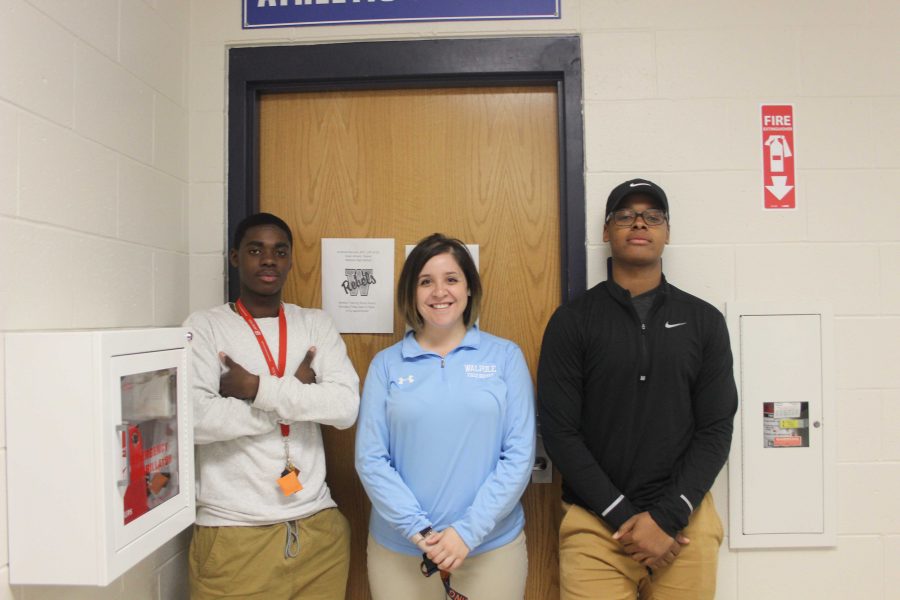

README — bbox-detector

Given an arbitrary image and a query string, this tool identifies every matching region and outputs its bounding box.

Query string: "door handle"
[531,434,552,484]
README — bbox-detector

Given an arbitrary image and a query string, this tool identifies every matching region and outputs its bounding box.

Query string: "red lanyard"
[235,299,291,439]
[234,299,287,377]
[235,300,299,490]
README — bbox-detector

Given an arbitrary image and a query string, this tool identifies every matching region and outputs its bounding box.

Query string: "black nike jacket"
[537,262,738,537]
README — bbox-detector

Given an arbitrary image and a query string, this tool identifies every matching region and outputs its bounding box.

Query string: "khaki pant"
[559,494,723,600]
[367,531,528,600]
[189,508,350,600]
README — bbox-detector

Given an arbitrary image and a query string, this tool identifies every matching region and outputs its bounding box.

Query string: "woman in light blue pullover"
[355,233,536,600]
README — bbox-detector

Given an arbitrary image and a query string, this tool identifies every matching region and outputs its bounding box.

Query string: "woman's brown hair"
[397,233,482,331]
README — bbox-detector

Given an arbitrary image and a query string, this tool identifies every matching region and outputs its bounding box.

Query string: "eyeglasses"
[606,208,668,227]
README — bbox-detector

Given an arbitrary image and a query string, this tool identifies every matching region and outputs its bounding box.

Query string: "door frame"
[227,36,585,302]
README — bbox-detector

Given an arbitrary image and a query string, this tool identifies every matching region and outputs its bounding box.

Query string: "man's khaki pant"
[559,494,723,600]
[189,508,350,600]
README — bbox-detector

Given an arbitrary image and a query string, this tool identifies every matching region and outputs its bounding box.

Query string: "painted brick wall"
[2,0,896,598]
[0,0,191,598]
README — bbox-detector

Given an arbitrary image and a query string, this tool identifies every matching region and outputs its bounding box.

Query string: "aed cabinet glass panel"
[119,368,180,525]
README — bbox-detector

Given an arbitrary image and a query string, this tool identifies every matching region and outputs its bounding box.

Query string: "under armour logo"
[397,375,415,385]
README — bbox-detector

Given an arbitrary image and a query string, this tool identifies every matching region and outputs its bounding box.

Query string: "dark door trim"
[227,36,585,302]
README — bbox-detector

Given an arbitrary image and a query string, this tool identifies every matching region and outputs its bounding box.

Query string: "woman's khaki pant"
[367,531,528,600]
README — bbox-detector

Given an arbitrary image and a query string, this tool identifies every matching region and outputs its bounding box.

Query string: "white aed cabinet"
[725,302,836,548]
[4,328,195,585]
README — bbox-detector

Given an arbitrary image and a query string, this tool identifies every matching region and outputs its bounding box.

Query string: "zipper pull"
[441,357,445,368]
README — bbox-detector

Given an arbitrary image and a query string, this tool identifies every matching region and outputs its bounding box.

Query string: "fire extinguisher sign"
[761,104,796,209]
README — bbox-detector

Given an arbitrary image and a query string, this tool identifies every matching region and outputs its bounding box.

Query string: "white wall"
[0,0,191,598]
[187,1,900,599]
[1,0,897,598]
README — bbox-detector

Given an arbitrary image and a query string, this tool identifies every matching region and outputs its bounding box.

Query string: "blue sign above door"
[243,0,561,29]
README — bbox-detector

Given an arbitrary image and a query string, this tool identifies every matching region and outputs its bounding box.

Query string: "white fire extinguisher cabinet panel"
[725,302,836,548]
[4,328,196,585]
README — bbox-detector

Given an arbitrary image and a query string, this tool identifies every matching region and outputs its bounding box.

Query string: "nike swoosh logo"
[629,182,651,188]
[665,321,686,328]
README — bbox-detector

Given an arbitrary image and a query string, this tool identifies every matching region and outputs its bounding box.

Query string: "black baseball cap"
[605,178,669,220]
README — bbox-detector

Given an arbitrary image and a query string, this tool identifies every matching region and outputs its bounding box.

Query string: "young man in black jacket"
[538,179,737,600]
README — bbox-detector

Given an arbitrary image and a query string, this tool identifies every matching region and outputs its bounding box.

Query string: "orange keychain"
[277,467,303,496]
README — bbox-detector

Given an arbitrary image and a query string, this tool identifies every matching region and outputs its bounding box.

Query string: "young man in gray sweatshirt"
[185,213,359,599]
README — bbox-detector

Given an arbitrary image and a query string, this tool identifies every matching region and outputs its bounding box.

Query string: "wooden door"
[259,86,562,599]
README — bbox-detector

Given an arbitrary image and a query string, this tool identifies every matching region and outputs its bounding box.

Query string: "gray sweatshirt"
[184,303,359,526]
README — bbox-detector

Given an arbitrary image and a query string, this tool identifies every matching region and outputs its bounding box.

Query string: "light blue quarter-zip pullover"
[355,326,536,556]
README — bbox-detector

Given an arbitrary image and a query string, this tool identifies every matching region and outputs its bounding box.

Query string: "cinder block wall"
[1,0,897,598]
[0,0,191,598]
